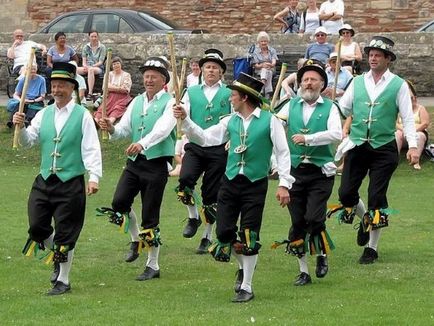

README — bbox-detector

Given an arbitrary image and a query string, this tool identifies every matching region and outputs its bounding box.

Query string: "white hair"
[257,31,270,42]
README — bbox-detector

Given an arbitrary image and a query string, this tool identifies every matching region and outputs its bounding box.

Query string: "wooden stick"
[178,58,188,95]
[332,39,342,101]
[270,63,288,112]
[167,32,182,139]
[100,48,113,140]
[13,47,36,149]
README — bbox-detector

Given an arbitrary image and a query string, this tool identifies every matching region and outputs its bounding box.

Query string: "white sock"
[368,229,381,251]
[43,233,54,250]
[355,199,366,218]
[57,249,74,285]
[146,245,160,270]
[241,254,258,293]
[201,223,213,241]
[187,205,199,220]
[297,255,309,274]
[128,209,140,242]
[231,245,244,270]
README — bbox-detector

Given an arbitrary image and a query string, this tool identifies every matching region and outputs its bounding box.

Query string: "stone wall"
[19,0,434,34]
[0,32,433,96]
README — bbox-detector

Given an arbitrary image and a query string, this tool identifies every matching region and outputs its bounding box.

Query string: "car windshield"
[138,12,177,30]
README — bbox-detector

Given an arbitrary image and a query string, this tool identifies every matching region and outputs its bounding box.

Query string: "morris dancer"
[176,49,232,254]
[276,59,342,285]
[174,73,294,302]
[98,57,176,280]
[335,36,418,264]
[15,62,101,295]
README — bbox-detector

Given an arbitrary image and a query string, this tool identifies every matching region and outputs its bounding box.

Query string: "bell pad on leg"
[139,228,162,248]
[286,239,306,258]
[201,203,217,224]
[96,207,127,226]
[208,240,231,262]
[237,229,262,256]
[175,186,196,206]
[327,205,356,224]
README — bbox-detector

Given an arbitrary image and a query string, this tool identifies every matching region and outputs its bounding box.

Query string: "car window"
[47,14,88,33]
[91,14,133,33]
[119,18,134,33]
[423,22,434,32]
[138,12,176,30]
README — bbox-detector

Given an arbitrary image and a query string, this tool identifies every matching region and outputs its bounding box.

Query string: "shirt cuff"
[89,174,99,184]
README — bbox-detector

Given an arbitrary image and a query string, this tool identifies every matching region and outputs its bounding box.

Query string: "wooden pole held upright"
[167,32,182,139]
[270,63,288,112]
[101,48,113,141]
[332,39,342,101]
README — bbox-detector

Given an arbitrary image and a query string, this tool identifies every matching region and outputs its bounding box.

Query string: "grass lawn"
[0,109,433,325]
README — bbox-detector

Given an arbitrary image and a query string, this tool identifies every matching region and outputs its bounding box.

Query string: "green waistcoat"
[40,104,86,182]
[188,84,231,134]
[130,93,175,160]
[225,110,273,182]
[288,97,334,168]
[350,75,403,148]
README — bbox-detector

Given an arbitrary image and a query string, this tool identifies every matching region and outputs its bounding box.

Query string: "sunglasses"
[15,35,24,38]
[341,31,351,35]
[316,33,326,37]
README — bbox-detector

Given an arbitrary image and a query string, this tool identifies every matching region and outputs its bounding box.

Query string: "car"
[37,8,207,34]
[416,20,434,32]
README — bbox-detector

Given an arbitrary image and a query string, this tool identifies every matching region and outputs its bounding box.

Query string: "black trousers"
[112,155,169,229]
[28,174,86,249]
[338,141,399,210]
[216,175,268,244]
[178,143,227,205]
[288,164,334,241]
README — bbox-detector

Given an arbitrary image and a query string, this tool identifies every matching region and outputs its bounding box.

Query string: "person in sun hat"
[275,59,342,286]
[175,48,232,255]
[173,72,294,303]
[322,52,353,99]
[97,56,177,281]
[12,61,102,295]
[336,23,363,75]
[332,35,418,264]
[304,26,335,65]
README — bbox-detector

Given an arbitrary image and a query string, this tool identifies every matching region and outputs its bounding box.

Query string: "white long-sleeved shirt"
[112,89,177,151]
[339,69,417,148]
[278,96,343,176]
[182,108,295,190]
[19,99,102,183]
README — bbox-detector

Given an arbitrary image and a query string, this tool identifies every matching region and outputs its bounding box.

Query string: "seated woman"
[94,56,132,124]
[77,30,106,98]
[6,64,46,127]
[395,80,430,170]
[46,32,78,75]
[251,31,278,99]
[336,24,362,75]
[280,58,307,99]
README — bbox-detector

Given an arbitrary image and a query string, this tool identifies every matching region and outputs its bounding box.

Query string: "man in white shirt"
[7,29,47,75]
[13,62,101,295]
[336,36,418,264]
[174,72,293,303]
[319,0,344,35]
[277,59,342,286]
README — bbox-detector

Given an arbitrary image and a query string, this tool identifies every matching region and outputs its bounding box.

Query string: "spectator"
[7,29,47,76]
[169,134,189,177]
[6,64,46,127]
[77,30,106,98]
[94,56,132,124]
[252,31,278,99]
[395,80,430,170]
[337,24,363,74]
[322,52,353,99]
[281,58,307,99]
[186,58,201,87]
[305,27,334,65]
[319,0,344,35]
[68,61,87,105]
[274,0,301,34]
[46,32,78,74]
[299,0,321,35]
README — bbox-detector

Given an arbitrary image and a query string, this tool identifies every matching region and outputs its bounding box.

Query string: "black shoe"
[50,261,60,284]
[125,241,140,262]
[357,221,370,246]
[47,281,71,295]
[315,256,328,278]
[232,289,254,303]
[234,269,244,293]
[359,247,378,264]
[294,272,312,286]
[136,266,160,281]
[196,238,211,254]
[182,218,202,238]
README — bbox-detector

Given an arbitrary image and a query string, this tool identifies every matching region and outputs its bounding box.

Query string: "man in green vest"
[337,36,418,264]
[13,62,102,295]
[277,59,342,286]
[98,57,176,281]
[174,72,294,303]
[176,49,232,254]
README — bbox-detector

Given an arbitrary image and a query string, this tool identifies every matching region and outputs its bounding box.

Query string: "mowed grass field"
[0,109,433,325]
